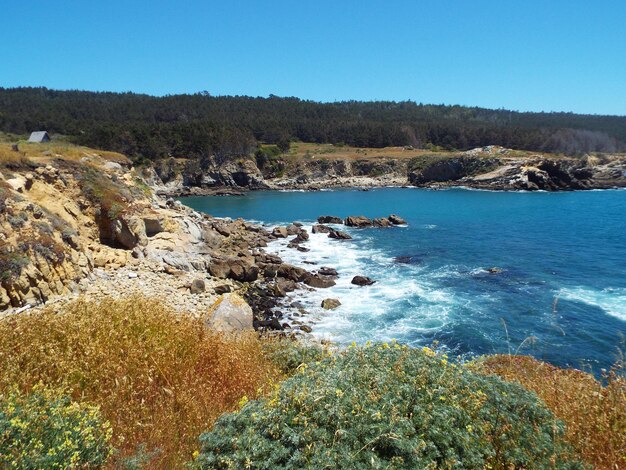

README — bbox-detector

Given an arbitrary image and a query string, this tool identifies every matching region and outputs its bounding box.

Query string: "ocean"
[180,188,626,373]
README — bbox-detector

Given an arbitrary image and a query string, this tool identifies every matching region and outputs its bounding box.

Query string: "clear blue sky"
[2,1,625,115]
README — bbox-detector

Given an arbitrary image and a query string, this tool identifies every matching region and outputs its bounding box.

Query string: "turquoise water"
[180,188,626,372]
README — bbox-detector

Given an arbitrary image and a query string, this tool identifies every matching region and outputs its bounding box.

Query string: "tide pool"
[180,188,626,372]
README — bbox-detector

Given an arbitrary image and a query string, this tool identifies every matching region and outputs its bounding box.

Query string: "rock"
[143,217,164,237]
[487,267,503,274]
[292,230,309,244]
[328,229,352,240]
[277,264,308,282]
[351,275,376,286]
[229,260,259,282]
[214,284,232,295]
[272,226,289,238]
[318,266,338,277]
[373,217,392,227]
[205,294,254,333]
[286,224,300,236]
[190,278,206,294]
[317,216,342,224]
[344,216,373,228]
[300,325,313,333]
[388,214,407,225]
[6,176,27,193]
[321,298,341,310]
[296,246,310,253]
[209,260,231,279]
[303,274,336,288]
[103,161,123,171]
[255,318,283,330]
[312,224,332,234]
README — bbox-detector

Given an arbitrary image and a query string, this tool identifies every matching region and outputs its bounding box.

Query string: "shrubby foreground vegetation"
[196,344,581,469]
[0,297,624,468]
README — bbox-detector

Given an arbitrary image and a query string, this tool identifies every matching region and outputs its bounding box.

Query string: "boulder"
[317,216,342,224]
[312,224,332,234]
[318,266,338,277]
[303,274,336,288]
[6,176,27,192]
[292,230,309,244]
[214,284,232,295]
[388,214,407,225]
[190,278,206,294]
[300,325,313,333]
[344,216,373,228]
[206,294,254,333]
[209,260,231,279]
[229,259,259,282]
[321,298,341,310]
[286,224,300,235]
[143,217,164,237]
[373,217,392,227]
[272,226,289,238]
[351,275,376,286]
[103,161,123,171]
[328,229,352,240]
[277,264,308,282]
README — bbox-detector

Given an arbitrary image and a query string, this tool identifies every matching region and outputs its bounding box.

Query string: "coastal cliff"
[149,144,626,195]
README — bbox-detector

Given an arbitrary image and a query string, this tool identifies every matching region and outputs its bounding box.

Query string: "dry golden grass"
[0,296,282,468]
[476,355,626,469]
[0,142,130,167]
[0,146,32,169]
[287,142,437,161]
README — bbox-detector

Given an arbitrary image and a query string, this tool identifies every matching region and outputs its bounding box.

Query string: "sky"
[1,1,625,115]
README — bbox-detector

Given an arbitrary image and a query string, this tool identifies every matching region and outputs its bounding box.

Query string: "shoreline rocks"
[351,275,376,286]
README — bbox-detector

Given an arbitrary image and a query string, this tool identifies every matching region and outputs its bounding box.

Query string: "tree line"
[0,87,624,161]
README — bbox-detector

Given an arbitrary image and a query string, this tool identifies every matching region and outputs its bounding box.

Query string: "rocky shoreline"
[149,146,626,197]
[2,144,626,339]
[0,151,406,339]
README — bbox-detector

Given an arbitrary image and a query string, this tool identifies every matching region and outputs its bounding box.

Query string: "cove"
[180,188,626,373]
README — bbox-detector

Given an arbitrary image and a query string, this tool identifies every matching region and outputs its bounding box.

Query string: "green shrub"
[196,343,583,469]
[0,386,112,469]
[0,247,29,282]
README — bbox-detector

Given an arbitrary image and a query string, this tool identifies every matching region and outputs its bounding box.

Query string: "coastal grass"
[0,296,283,468]
[474,354,626,469]
[0,142,129,167]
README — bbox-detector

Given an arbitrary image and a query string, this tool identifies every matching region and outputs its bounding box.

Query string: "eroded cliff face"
[147,147,626,194]
[0,150,271,311]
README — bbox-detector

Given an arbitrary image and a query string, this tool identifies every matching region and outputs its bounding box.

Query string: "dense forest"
[1,87,625,160]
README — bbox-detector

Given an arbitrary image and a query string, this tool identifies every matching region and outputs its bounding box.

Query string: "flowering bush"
[0,386,112,469]
[196,343,583,469]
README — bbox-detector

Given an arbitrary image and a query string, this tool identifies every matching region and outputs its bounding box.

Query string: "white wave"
[267,224,457,344]
[559,287,626,321]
